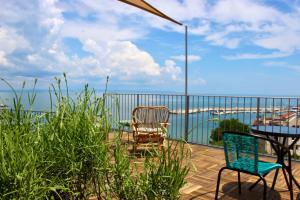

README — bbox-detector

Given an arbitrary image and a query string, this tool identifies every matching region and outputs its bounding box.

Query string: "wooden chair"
[131,106,170,151]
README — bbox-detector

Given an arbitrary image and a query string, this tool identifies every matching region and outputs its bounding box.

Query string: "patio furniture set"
[119,106,300,200]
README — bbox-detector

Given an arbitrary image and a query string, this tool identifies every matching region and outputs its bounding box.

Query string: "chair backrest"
[132,106,169,128]
[223,132,259,174]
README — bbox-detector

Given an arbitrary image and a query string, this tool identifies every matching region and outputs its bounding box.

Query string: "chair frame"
[215,131,287,200]
[131,106,170,151]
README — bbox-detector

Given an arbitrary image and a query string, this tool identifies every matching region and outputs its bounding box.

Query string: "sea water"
[1,91,298,145]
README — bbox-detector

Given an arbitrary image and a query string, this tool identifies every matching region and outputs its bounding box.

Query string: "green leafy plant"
[210,118,250,146]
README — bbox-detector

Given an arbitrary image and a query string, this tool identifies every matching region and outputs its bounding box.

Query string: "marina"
[170,107,295,115]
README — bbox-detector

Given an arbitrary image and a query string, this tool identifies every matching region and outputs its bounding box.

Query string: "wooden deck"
[115,132,300,200]
[181,144,300,200]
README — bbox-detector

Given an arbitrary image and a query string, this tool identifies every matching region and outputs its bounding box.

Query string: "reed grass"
[0,75,190,199]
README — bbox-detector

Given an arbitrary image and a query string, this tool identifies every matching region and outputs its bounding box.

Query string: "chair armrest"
[160,122,170,128]
[131,122,138,130]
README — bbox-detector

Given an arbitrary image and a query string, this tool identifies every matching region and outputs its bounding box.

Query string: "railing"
[105,93,300,157]
[3,94,299,158]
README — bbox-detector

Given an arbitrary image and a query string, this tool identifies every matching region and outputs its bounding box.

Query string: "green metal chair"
[215,131,283,200]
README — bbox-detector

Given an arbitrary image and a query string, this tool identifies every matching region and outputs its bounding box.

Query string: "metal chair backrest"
[223,132,259,174]
[132,106,169,128]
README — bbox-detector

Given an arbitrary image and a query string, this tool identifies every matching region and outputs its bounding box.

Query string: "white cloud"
[254,32,300,53]
[0,51,10,66]
[210,1,300,53]
[148,0,207,21]
[171,55,201,62]
[223,51,292,60]
[148,0,300,55]
[27,54,39,63]
[161,59,181,80]
[0,26,29,54]
[89,40,161,77]
[205,32,241,49]
[210,2,298,52]
[55,0,300,59]
[0,0,187,90]
[264,61,300,73]
[210,0,281,24]
[39,0,64,34]
[190,78,207,86]
[2,0,300,90]
[65,0,300,54]
[61,21,145,43]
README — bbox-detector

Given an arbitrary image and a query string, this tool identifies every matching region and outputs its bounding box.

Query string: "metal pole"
[256,97,260,129]
[185,25,188,97]
[184,25,189,141]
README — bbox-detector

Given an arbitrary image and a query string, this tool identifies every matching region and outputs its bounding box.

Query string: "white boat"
[0,103,8,109]
[211,109,225,115]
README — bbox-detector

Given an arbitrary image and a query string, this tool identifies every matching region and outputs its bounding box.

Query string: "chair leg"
[282,168,290,189]
[215,167,227,200]
[288,150,294,200]
[249,177,262,191]
[158,140,163,150]
[271,168,279,190]
[132,143,137,153]
[238,171,241,194]
[261,177,267,200]
[288,168,294,200]
[159,143,164,151]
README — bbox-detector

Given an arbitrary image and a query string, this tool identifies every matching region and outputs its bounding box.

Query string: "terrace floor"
[181,144,300,200]
[115,132,300,200]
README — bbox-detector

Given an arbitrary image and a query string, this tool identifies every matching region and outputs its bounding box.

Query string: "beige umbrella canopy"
[117,0,182,25]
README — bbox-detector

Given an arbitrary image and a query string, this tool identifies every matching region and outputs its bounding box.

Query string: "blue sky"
[0,0,300,95]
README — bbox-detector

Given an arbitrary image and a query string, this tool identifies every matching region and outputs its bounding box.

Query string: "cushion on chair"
[135,128,165,143]
[136,127,162,133]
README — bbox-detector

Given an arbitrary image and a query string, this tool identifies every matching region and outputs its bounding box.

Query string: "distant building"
[253,111,300,157]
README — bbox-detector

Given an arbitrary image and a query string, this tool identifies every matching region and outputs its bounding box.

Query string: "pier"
[170,107,286,115]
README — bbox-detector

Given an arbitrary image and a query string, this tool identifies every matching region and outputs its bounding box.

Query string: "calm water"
[105,94,300,145]
[0,91,103,111]
[1,91,299,145]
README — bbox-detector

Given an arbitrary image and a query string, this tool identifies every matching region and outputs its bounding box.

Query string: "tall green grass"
[0,75,190,199]
[39,75,111,199]
[0,78,57,199]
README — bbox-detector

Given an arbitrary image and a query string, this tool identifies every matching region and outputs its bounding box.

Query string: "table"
[251,126,300,199]
[119,120,132,142]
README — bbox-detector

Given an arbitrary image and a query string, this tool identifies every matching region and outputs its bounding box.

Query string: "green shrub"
[210,118,250,145]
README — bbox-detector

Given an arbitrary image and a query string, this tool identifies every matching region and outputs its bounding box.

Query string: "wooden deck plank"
[114,132,300,199]
[184,144,300,199]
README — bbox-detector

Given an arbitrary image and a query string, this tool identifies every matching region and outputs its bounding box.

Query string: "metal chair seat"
[230,158,282,176]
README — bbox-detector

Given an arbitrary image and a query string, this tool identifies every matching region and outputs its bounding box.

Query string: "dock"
[170,107,288,115]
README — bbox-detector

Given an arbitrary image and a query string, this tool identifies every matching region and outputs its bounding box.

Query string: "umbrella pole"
[184,25,189,141]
